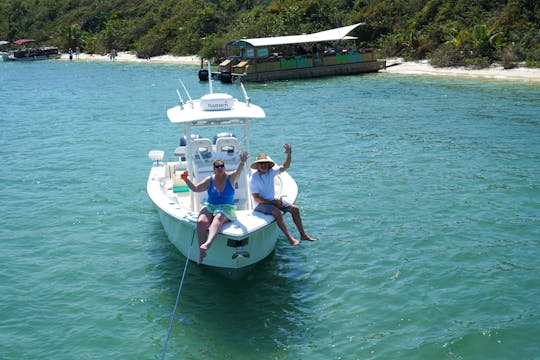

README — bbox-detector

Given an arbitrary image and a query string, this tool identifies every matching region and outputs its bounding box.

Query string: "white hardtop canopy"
[228,23,364,48]
[167,93,266,126]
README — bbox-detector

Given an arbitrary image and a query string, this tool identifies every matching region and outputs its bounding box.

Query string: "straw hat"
[251,153,275,169]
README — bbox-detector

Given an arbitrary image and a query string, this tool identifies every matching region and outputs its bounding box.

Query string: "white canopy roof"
[228,23,365,47]
[167,97,265,125]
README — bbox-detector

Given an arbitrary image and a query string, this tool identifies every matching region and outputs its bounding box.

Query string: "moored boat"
[201,23,386,83]
[2,39,61,61]
[147,79,298,278]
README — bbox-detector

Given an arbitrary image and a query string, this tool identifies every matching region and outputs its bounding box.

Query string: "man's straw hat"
[250,153,275,169]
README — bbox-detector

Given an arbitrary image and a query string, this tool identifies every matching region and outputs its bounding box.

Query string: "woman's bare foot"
[301,234,316,241]
[289,239,300,246]
[198,249,207,264]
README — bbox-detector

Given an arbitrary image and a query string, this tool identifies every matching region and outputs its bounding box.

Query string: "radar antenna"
[240,82,251,106]
[175,89,184,110]
[207,61,213,94]
[179,80,192,102]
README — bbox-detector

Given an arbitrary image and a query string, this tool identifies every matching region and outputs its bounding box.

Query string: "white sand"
[382,58,540,82]
[61,53,540,82]
[60,51,201,65]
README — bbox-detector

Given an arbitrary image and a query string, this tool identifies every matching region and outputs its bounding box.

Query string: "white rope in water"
[161,231,196,360]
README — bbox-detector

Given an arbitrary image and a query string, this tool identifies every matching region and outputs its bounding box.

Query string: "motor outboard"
[220,71,232,84]
[179,134,200,146]
[198,69,209,81]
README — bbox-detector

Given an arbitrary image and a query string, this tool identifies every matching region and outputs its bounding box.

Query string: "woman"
[183,151,249,264]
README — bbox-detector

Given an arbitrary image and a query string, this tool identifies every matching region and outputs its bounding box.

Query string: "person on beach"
[249,144,315,245]
[182,151,249,264]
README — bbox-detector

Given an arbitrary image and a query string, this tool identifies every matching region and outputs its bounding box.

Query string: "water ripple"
[1,62,539,359]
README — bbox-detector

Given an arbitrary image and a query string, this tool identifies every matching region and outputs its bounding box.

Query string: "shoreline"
[60,51,201,65]
[382,58,540,83]
[60,52,540,82]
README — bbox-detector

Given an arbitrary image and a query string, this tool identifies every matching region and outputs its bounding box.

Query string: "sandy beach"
[61,52,540,82]
[382,58,540,82]
[61,51,201,65]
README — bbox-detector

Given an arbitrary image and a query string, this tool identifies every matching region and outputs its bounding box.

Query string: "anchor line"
[161,230,196,360]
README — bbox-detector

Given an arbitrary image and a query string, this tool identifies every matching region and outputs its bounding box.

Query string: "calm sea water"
[1,60,539,359]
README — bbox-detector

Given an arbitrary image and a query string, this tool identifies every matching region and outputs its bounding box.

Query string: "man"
[249,143,315,245]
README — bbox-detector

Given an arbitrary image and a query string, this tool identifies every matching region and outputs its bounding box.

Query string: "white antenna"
[207,60,213,94]
[175,89,184,109]
[240,82,251,106]
[179,79,192,102]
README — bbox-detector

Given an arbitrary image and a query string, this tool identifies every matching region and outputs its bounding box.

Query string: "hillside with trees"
[1,0,538,68]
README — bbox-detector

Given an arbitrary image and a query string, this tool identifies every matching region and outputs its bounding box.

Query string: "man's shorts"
[254,199,292,214]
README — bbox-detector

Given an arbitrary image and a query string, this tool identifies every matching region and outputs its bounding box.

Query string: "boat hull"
[233,59,385,82]
[154,204,280,278]
[7,54,61,61]
[3,47,61,61]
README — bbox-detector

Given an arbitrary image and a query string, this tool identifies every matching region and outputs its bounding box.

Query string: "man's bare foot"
[289,239,300,246]
[301,234,316,241]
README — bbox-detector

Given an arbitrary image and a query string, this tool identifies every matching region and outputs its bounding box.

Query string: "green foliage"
[0,0,538,67]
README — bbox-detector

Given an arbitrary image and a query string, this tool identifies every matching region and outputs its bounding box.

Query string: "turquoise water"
[1,60,539,359]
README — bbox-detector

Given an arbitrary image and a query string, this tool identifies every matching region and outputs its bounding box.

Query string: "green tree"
[0,0,538,66]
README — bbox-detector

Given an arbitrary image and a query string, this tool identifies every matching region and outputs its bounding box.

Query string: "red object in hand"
[181,171,189,180]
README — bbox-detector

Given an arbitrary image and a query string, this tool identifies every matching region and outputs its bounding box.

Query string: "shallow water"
[1,60,539,359]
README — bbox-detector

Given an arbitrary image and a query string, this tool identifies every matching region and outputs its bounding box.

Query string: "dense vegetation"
[1,0,538,68]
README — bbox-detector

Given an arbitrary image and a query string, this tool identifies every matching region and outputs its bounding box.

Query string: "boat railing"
[237,47,376,75]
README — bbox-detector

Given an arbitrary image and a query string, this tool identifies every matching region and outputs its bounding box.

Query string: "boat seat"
[232,61,248,73]
[191,138,213,161]
[219,59,231,67]
[215,136,239,154]
[190,161,251,212]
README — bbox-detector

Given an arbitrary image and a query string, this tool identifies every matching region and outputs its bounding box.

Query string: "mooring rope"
[161,230,196,360]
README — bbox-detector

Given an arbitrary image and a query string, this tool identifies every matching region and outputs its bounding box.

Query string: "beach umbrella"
[14,39,35,45]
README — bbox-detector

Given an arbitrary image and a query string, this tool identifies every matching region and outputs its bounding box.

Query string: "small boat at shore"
[147,79,298,278]
[199,23,386,83]
[2,39,61,62]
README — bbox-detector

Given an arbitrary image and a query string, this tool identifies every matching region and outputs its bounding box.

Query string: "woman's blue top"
[206,175,235,205]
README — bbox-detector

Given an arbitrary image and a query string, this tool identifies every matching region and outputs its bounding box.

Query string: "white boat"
[147,80,298,279]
